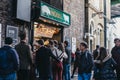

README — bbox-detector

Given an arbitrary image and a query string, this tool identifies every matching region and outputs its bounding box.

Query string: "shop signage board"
[6,25,18,46]
[34,24,56,38]
[111,0,120,5]
[72,37,76,53]
[16,0,31,22]
[40,1,71,26]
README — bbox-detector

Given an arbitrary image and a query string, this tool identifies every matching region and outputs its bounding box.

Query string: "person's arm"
[11,49,20,71]
[48,48,60,62]
[86,53,94,72]
[27,45,33,65]
[111,58,117,69]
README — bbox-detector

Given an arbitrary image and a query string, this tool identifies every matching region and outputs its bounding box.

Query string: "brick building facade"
[64,0,85,52]
[0,0,22,46]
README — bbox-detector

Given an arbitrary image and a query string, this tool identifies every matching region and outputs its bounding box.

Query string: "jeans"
[78,73,91,80]
[0,73,16,80]
[63,64,70,80]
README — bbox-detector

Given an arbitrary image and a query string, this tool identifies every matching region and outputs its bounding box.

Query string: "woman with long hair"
[50,41,66,80]
[93,47,117,80]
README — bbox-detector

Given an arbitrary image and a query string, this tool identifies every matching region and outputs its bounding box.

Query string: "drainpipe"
[104,0,107,48]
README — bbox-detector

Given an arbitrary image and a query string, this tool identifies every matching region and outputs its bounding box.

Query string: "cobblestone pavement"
[71,72,94,80]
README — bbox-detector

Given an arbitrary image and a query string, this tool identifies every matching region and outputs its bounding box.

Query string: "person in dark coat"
[93,47,117,80]
[0,37,19,80]
[71,48,80,78]
[93,45,100,60]
[77,42,93,80]
[111,38,120,80]
[15,31,33,80]
[35,39,60,80]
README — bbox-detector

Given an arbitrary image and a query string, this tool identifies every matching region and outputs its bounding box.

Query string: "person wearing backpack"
[0,37,19,80]
[77,42,93,80]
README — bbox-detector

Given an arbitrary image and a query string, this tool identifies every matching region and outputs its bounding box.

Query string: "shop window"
[34,23,60,39]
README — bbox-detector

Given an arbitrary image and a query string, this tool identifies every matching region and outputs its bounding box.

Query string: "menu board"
[6,25,18,46]
[34,24,58,38]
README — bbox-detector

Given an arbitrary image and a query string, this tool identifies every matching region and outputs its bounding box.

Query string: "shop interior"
[34,22,62,46]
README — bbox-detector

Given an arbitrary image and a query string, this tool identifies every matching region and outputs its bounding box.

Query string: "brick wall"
[64,0,85,47]
[0,0,25,46]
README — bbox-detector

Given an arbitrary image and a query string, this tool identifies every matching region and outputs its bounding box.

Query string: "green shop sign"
[111,0,120,5]
[40,1,71,26]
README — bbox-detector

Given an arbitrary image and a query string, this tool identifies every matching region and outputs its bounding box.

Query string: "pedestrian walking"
[15,31,33,80]
[63,41,71,80]
[71,48,80,78]
[35,39,60,80]
[93,47,117,80]
[77,42,93,80]
[0,37,19,80]
[93,45,100,60]
[111,38,120,80]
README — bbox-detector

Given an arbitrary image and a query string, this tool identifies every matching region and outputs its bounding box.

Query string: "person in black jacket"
[77,42,93,80]
[35,39,60,80]
[93,45,100,60]
[71,48,80,78]
[111,38,120,80]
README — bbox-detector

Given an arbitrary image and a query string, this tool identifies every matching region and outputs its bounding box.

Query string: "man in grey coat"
[15,31,32,80]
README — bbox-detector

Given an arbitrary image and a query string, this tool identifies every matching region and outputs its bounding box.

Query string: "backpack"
[0,47,14,75]
[78,50,93,73]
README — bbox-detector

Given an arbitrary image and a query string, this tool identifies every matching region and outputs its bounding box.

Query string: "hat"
[114,38,120,43]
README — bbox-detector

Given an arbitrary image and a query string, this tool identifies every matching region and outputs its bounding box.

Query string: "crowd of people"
[0,30,120,80]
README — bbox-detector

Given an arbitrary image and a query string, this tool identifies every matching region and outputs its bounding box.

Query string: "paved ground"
[71,74,78,80]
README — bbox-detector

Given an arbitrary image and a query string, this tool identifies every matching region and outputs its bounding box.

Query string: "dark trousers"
[71,61,77,78]
[38,78,50,80]
[17,70,30,80]
[116,68,120,80]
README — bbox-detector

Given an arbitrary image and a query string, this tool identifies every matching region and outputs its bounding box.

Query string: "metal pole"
[104,0,107,48]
